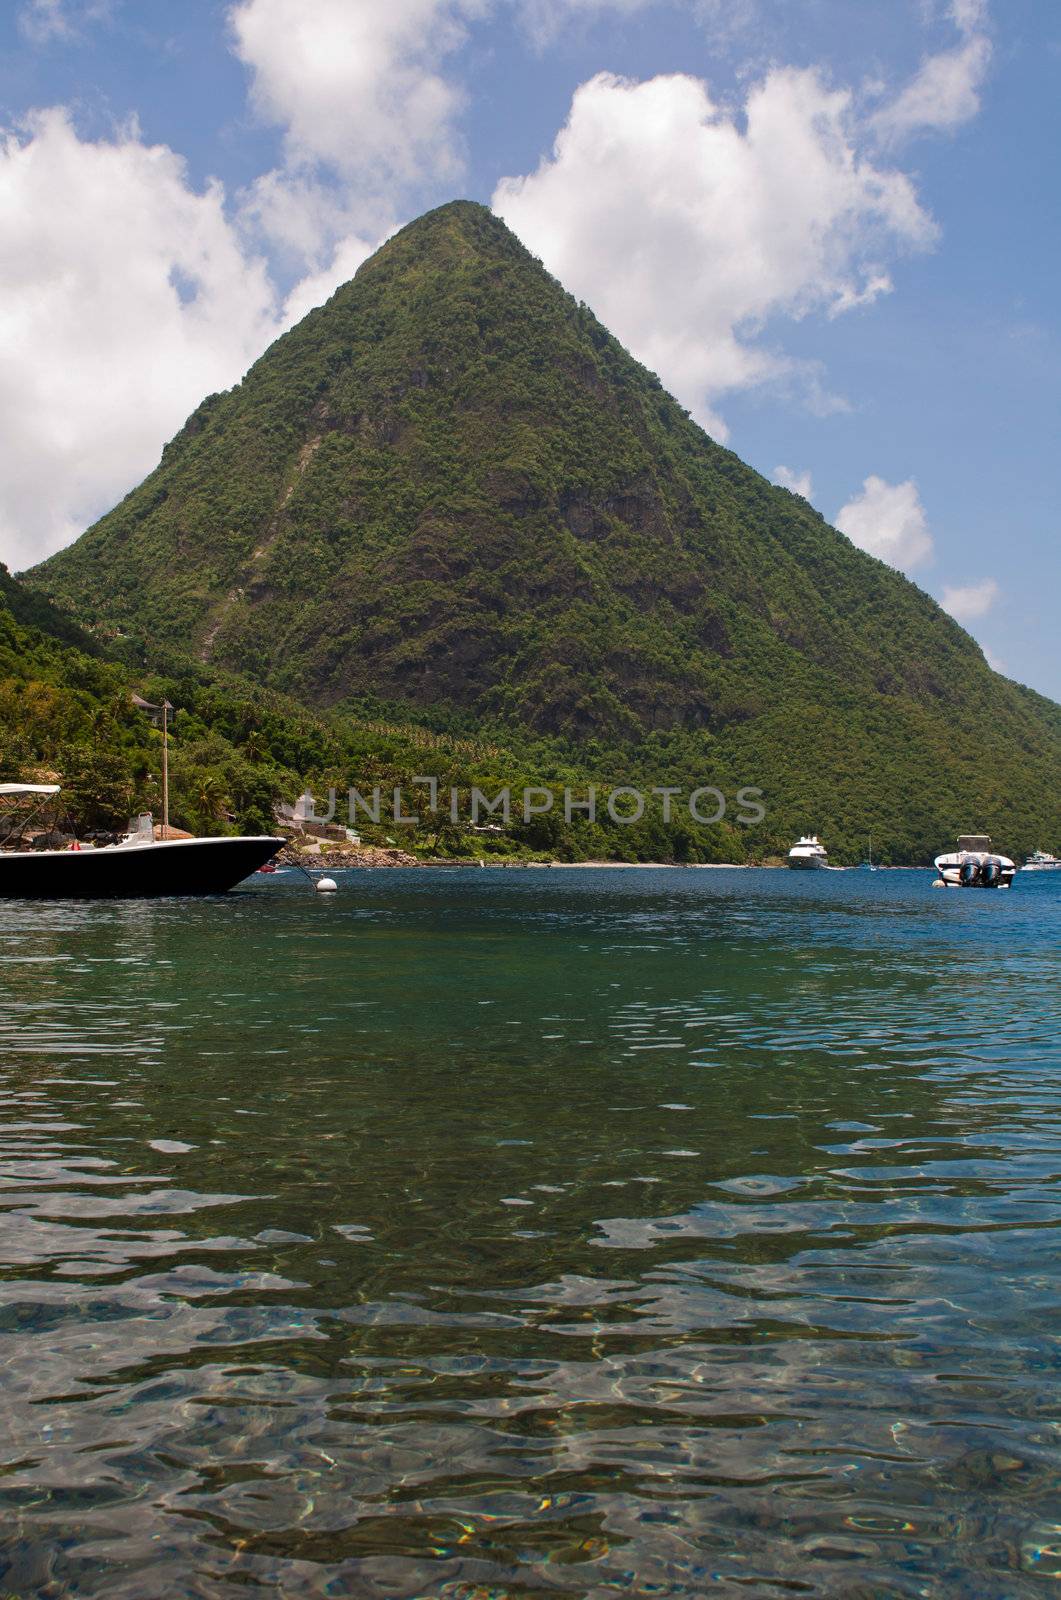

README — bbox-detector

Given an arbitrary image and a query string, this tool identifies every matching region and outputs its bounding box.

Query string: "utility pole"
[132,694,175,837]
[162,700,171,836]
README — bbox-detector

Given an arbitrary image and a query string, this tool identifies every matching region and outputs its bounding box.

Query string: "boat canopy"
[0,784,61,796]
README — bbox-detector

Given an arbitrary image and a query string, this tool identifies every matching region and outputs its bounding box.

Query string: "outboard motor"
[959,858,981,886]
[981,857,1001,886]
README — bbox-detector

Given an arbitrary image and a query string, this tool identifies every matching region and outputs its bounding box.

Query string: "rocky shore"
[277,842,419,869]
[276,844,758,870]
[274,849,925,871]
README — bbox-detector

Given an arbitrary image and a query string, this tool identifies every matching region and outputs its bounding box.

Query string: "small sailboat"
[857,834,878,871]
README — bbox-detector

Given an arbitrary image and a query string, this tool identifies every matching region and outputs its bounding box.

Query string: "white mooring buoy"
[315,876,338,893]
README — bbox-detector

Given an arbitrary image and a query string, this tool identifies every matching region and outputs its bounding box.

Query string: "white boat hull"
[936,872,1012,889]
[933,851,1016,889]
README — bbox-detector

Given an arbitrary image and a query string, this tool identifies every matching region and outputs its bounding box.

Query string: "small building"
[274,793,349,843]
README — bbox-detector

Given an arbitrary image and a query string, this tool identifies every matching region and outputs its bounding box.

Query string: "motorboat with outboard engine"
[0,785,283,899]
[787,835,829,869]
[933,834,1015,889]
[1022,849,1061,873]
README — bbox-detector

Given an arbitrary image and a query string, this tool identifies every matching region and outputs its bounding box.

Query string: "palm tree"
[188,771,231,835]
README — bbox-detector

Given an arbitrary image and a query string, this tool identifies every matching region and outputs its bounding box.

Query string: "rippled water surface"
[1,867,1059,1598]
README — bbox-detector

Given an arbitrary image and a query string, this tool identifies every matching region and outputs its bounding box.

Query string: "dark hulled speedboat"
[0,785,283,900]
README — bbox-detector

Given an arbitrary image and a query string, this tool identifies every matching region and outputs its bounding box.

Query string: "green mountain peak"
[27,203,1061,858]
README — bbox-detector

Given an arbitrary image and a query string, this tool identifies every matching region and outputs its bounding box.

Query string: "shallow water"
[0,867,1058,1598]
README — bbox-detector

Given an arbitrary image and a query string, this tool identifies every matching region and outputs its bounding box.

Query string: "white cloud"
[774,465,814,499]
[18,0,72,40]
[692,0,760,41]
[228,0,487,275]
[229,0,480,191]
[873,1,991,143]
[983,645,1008,674]
[280,233,380,329]
[237,165,389,274]
[494,69,935,435]
[0,109,280,572]
[0,105,391,574]
[948,0,987,34]
[834,475,934,573]
[17,0,111,44]
[520,0,654,49]
[940,577,999,622]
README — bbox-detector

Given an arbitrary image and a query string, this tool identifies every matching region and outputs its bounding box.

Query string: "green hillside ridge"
[25,200,1061,860]
[0,570,774,861]
[3,563,1058,863]
[0,560,98,653]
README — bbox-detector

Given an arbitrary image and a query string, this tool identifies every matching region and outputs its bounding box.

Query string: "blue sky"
[1,0,1058,700]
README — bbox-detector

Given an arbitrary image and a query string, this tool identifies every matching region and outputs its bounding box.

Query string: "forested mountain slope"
[28,202,1061,859]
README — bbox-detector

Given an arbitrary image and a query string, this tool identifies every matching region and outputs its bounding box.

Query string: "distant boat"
[0,785,283,900]
[787,834,828,870]
[933,833,1016,890]
[858,834,878,871]
[1022,849,1061,873]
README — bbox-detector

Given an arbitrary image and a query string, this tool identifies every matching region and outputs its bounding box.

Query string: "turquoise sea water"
[0,866,1058,1598]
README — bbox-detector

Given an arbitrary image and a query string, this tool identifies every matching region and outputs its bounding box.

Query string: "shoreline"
[532,860,748,869]
[279,848,932,873]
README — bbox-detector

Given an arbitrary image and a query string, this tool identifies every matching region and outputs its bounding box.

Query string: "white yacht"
[1022,849,1061,873]
[787,835,828,870]
[933,834,1016,890]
